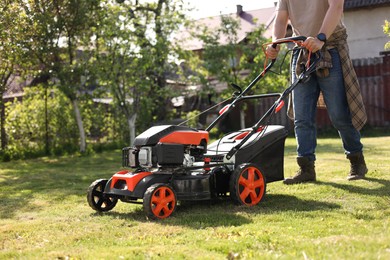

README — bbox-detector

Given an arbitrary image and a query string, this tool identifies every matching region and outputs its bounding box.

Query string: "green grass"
[1,136,389,259]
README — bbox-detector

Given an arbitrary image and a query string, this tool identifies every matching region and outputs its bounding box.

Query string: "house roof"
[178,6,276,51]
[344,0,390,9]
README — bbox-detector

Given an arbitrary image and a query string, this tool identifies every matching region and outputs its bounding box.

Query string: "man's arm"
[319,0,344,38]
[304,0,344,52]
[272,10,289,41]
[266,10,289,59]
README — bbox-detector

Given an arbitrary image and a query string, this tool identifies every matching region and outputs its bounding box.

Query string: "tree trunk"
[0,72,11,150]
[0,98,7,150]
[44,84,50,155]
[72,99,86,153]
[127,113,137,146]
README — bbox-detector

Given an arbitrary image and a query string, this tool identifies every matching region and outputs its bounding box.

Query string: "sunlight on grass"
[1,138,389,259]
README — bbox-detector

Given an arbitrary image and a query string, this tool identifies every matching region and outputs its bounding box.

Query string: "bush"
[5,86,79,159]
[3,85,130,160]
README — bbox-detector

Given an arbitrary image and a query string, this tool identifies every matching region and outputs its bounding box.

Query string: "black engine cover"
[156,143,184,165]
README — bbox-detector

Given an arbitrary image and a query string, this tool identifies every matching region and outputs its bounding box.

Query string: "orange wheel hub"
[230,163,266,206]
[144,184,177,219]
[238,166,265,206]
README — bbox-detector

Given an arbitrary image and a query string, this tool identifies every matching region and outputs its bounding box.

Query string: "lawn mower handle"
[205,59,275,132]
[224,36,324,160]
[205,36,307,132]
[271,35,307,45]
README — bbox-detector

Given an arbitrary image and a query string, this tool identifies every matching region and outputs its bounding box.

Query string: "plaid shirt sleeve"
[335,31,367,131]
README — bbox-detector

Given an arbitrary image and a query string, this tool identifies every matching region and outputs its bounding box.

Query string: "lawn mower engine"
[123,125,209,169]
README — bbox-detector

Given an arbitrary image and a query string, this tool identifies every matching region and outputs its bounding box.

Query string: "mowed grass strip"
[0,136,389,259]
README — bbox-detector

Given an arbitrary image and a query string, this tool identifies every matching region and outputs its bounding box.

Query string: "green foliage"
[5,86,78,159]
[90,0,191,143]
[13,0,104,153]
[182,110,200,128]
[0,2,30,150]
[199,15,243,88]
[79,98,124,145]
[384,20,390,50]
[92,1,154,141]
[3,85,124,160]
[0,0,190,158]
[104,0,188,123]
[208,126,223,140]
[243,27,291,94]
[195,15,290,100]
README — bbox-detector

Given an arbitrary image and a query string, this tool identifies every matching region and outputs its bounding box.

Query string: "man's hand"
[303,37,325,53]
[265,44,280,60]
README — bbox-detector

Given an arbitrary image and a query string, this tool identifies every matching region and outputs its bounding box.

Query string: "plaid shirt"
[328,28,367,130]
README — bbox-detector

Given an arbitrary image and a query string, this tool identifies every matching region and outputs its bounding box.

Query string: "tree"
[5,86,79,159]
[0,2,27,151]
[118,0,188,123]
[199,15,289,95]
[93,0,189,144]
[19,0,101,153]
[200,16,243,88]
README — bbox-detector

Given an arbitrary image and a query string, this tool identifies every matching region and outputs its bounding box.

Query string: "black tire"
[143,183,177,220]
[87,179,117,212]
[229,163,266,206]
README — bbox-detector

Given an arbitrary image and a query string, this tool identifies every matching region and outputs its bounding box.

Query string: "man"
[266,0,368,184]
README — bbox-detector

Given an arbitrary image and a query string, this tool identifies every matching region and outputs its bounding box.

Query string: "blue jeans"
[292,48,363,161]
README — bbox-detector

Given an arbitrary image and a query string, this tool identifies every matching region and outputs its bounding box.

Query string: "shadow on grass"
[91,193,341,228]
[175,193,339,228]
[316,177,390,197]
[90,206,147,221]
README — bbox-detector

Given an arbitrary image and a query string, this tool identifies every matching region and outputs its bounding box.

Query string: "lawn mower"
[87,36,322,219]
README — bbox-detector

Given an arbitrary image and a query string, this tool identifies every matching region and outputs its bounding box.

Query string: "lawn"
[1,136,389,259]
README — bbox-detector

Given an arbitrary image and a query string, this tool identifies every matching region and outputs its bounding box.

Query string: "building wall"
[343,6,390,59]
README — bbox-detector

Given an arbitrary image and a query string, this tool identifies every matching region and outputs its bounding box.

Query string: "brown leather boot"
[283,157,316,185]
[347,152,368,180]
